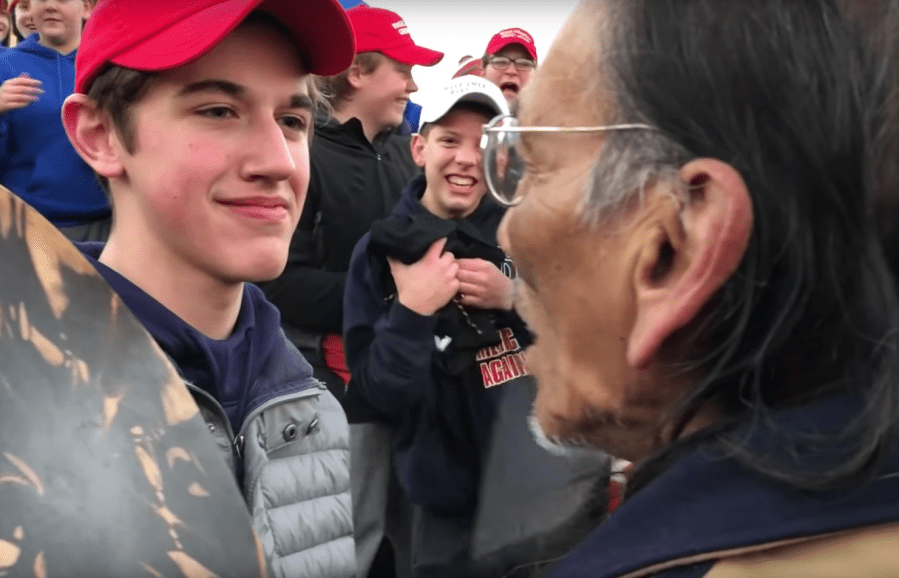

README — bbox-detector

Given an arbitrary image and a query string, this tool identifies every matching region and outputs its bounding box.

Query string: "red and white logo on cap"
[499,28,533,44]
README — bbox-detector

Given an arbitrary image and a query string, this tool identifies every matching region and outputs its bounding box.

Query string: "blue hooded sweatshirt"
[0,34,109,227]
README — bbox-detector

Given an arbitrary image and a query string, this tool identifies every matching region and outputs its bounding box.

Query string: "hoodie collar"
[16,34,77,59]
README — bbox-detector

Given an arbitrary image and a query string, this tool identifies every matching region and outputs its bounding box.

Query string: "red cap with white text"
[485,27,537,61]
[346,5,444,67]
[75,0,355,93]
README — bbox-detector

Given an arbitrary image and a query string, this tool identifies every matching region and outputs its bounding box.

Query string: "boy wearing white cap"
[60,1,357,576]
[343,77,532,577]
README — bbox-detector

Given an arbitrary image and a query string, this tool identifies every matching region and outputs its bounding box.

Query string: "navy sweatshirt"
[343,175,531,516]
[78,243,317,434]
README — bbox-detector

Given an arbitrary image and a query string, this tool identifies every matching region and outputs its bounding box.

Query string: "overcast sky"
[363,1,580,104]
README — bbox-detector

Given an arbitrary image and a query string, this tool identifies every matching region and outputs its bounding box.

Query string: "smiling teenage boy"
[343,76,532,577]
[60,1,357,576]
[0,0,111,240]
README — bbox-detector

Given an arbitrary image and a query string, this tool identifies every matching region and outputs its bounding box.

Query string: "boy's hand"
[457,258,514,311]
[389,238,460,316]
[0,74,43,113]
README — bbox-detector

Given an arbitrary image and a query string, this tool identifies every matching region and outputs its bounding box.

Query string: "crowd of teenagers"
[6,0,899,578]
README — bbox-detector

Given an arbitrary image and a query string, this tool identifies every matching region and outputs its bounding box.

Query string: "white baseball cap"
[418,76,510,128]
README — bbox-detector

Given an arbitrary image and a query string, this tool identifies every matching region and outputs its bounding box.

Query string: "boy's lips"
[218,196,290,221]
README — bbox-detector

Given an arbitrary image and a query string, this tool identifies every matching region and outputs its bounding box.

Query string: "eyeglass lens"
[483,116,526,205]
[490,57,535,71]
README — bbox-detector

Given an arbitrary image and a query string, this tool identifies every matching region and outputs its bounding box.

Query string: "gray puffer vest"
[190,380,355,578]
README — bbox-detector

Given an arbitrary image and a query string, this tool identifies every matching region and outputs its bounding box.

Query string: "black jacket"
[261,117,420,333]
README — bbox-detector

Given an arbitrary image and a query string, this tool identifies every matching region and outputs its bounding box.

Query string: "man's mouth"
[501,82,519,94]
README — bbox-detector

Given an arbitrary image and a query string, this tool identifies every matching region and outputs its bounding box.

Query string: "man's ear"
[627,158,753,368]
[61,93,125,180]
[410,133,426,168]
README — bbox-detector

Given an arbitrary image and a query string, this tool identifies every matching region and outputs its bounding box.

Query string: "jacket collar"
[550,391,899,578]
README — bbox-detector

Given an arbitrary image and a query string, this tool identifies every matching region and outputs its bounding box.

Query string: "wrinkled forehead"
[518,7,609,129]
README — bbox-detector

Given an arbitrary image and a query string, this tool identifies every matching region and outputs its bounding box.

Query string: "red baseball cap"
[485,28,537,62]
[346,6,443,67]
[75,0,355,94]
[452,56,484,79]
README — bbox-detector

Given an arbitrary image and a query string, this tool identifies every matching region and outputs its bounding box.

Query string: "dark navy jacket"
[343,175,529,517]
[77,243,321,434]
[548,391,899,578]
[0,36,108,227]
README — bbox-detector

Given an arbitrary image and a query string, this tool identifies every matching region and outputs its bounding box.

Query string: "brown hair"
[317,51,385,110]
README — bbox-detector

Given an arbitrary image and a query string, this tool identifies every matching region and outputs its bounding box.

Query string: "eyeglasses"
[480,115,656,207]
[486,56,536,72]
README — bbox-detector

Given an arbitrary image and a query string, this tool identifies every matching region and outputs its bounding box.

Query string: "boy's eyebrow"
[288,94,314,111]
[176,79,247,99]
[176,80,313,110]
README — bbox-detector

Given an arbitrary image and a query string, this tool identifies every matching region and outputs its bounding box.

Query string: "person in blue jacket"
[60,0,358,575]
[344,76,533,577]
[490,0,899,577]
[0,0,110,240]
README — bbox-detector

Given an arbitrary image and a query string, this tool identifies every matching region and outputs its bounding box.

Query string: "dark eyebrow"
[177,80,313,111]
[289,94,314,111]
[176,79,246,99]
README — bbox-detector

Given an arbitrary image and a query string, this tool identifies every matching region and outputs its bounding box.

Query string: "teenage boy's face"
[14,0,38,35]
[412,108,489,219]
[110,21,312,284]
[357,56,418,133]
[32,0,89,47]
[484,44,535,105]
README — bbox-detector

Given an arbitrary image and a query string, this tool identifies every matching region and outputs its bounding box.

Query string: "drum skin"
[0,188,268,577]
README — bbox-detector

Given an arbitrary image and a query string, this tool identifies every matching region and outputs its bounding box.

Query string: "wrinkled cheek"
[528,342,571,437]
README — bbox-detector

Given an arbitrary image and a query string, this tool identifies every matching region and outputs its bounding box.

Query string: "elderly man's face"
[498,9,688,459]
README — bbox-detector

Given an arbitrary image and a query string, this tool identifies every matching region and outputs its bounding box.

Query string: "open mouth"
[500,82,519,94]
[446,175,480,195]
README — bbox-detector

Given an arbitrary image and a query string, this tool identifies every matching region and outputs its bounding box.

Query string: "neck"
[100,226,243,340]
[331,105,389,143]
[38,34,79,55]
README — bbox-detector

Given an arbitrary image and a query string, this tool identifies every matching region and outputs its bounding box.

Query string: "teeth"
[448,176,475,186]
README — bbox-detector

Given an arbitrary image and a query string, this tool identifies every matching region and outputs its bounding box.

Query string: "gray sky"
[365,1,579,105]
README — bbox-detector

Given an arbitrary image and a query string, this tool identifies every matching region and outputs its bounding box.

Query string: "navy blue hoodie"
[548,390,899,578]
[343,175,531,517]
[78,243,319,434]
[0,35,108,227]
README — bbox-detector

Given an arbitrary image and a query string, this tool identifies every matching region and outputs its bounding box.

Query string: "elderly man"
[483,0,899,577]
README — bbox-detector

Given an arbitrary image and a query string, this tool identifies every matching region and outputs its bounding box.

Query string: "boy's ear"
[410,133,427,168]
[347,63,366,90]
[62,93,125,180]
